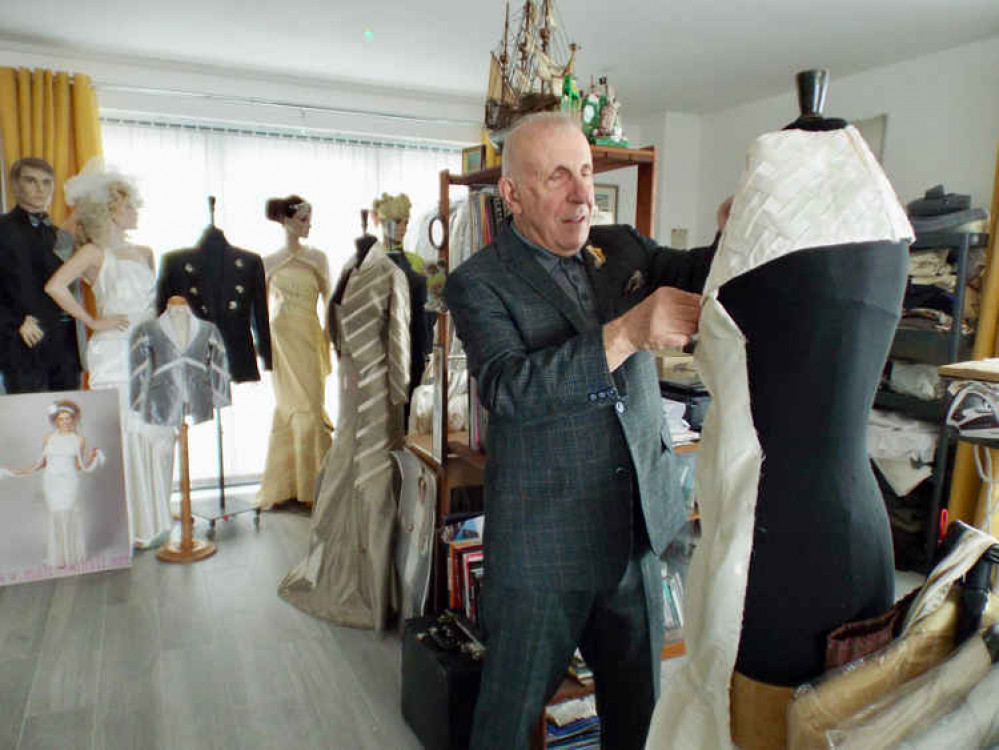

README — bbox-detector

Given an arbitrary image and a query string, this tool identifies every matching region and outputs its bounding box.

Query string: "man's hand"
[18,316,44,347]
[603,287,702,371]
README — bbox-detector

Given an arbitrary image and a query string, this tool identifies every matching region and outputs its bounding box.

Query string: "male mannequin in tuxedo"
[0,158,82,393]
[445,111,726,749]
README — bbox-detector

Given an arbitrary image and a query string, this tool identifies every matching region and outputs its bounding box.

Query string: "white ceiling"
[5,0,999,116]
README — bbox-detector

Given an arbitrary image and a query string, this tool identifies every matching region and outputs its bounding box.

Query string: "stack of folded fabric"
[901,184,989,331]
[545,695,601,749]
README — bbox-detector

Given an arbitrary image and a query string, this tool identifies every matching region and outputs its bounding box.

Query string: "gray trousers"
[469,543,664,750]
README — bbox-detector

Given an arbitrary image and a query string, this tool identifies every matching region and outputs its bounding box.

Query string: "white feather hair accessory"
[63,156,142,208]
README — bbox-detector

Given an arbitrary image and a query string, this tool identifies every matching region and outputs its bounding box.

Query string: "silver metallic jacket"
[129,309,231,426]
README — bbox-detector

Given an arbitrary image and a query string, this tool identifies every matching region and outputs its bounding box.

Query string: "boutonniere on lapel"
[623,270,645,296]
[585,244,606,268]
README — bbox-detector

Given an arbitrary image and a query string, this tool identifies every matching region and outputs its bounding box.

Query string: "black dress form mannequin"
[784,69,847,132]
[329,210,379,352]
[722,241,906,684]
[331,209,377,312]
[722,69,906,685]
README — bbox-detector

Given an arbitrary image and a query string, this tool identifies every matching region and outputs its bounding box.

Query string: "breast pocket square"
[623,270,645,295]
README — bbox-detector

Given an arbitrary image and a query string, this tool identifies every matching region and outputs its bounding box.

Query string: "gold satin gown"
[256,258,332,508]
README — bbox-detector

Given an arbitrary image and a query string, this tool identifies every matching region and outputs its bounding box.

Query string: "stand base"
[156,538,217,563]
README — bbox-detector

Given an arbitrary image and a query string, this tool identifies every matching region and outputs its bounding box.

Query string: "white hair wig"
[63,157,142,246]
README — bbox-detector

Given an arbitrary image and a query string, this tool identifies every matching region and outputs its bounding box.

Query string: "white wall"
[696,35,999,237]
[0,37,483,145]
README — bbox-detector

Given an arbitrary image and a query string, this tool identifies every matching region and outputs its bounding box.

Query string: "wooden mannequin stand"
[157,418,217,563]
[156,298,218,563]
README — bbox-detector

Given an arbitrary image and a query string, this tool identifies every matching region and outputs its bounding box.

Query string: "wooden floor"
[0,499,423,750]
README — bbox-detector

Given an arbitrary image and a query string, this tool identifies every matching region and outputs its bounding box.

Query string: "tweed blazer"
[444,223,713,591]
[156,230,271,382]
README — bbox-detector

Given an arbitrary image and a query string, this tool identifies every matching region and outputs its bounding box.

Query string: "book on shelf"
[460,549,484,622]
[662,568,685,633]
[466,559,485,624]
[447,538,483,610]
[546,694,600,748]
[567,649,593,686]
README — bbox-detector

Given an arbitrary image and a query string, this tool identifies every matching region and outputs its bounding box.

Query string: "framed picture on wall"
[461,145,486,175]
[594,184,619,223]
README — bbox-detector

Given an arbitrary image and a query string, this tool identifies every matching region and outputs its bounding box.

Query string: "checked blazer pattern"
[444,223,714,592]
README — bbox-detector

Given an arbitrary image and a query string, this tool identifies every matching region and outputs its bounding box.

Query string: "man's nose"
[567,175,589,202]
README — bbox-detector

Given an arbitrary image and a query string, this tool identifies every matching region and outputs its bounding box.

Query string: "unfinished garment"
[898,660,999,748]
[786,522,999,749]
[646,123,913,750]
[825,625,999,749]
[279,244,410,630]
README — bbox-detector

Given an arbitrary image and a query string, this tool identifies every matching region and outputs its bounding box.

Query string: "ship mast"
[540,0,551,54]
[499,0,510,75]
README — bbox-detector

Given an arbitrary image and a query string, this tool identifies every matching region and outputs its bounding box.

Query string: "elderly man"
[444,112,728,749]
[0,157,82,393]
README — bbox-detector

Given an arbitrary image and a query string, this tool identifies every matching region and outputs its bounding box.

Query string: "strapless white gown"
[89,248,175,546]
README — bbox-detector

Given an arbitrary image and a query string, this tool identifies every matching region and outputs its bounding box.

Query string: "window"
[103,119,460,485]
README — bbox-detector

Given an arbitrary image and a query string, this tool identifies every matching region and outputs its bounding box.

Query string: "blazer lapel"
[495,228,588,333]
[580,240,615,323]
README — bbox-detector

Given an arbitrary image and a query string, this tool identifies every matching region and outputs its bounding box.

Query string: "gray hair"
[501,112,584,180]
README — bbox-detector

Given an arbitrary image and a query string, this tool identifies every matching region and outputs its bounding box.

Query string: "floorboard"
[0,508,422,750]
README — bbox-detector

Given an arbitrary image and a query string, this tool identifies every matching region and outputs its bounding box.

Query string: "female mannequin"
[648,71,914,749]
[45,161,174,549]
[256,195,332,510]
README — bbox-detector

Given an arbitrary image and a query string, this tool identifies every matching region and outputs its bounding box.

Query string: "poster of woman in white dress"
[0,389,130,584]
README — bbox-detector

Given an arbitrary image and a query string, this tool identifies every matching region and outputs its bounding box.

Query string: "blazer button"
[615,466,629,478]
[615,401,626,414]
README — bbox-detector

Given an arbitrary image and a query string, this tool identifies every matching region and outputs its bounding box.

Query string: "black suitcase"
[401,616,483,750]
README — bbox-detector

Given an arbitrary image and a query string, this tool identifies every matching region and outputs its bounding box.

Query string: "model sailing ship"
[484,0,581,131]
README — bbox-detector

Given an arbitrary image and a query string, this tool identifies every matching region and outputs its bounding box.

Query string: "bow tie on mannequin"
[27,212,53,229]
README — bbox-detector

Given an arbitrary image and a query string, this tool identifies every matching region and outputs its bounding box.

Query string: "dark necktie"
[556,256,598,325]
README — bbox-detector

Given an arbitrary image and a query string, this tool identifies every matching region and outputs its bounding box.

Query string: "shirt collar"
[511,222,584,274]
[14,205,52,228]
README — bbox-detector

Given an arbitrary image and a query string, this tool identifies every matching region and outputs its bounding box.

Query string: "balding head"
[497,112,594,257]
[501,112,585,183]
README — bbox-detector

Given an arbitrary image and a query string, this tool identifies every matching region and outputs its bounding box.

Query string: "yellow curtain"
[947,142,999,534]
[0,67,103,223]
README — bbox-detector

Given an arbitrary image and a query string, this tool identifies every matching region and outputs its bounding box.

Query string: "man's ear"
[498,176,520,216]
